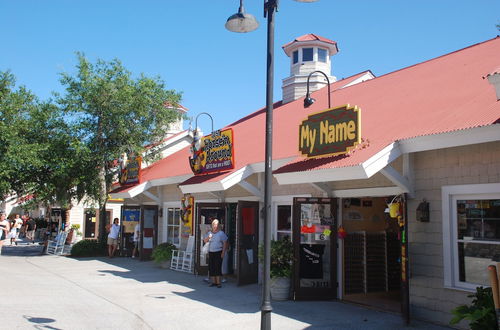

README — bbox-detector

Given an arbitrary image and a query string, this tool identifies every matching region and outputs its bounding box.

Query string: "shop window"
[456,199,500,285]
[167,208,181,246]
[293,50,298,64]
[277,205,292,241]
[302,48,313,62]
[318,48,327,63]
[442,183,500,290]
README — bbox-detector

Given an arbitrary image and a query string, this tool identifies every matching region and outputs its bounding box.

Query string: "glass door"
[141,205,158,261]
[293,197,337,300]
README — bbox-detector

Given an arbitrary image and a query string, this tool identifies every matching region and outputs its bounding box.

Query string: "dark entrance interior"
[196,203,227,276]
[84,209,96,238]
[237,201,259,286]
[342,196,402,313]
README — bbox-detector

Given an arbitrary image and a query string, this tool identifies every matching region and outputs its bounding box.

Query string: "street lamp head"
[304,93,316,108]
[225,0,259,33]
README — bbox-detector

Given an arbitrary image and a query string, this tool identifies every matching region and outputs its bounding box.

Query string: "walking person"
[203,219,228,288]
[131,222,140,258]
[0,212,10,254]
[11,214,23,245]
[8,218,17,245]
[25,216,37,244]
[107,218,120,258]
[19,214,27,238]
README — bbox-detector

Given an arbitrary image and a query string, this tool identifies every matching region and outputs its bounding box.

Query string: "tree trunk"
[97,164,108,243]
[98,202,107,243]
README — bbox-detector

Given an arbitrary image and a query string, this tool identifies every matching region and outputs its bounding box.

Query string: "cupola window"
[302,48,313,62]
[318,48,327,63]
[293,50,299,64]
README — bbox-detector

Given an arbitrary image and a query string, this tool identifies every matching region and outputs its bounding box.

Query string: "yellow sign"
[181,195,194,238]
[299,104,361,158]
[190,128,235,175]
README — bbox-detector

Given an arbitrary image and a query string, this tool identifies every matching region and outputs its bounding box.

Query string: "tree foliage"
[0,71,85,207]
[56,53,182,240]
[1,54,182,238]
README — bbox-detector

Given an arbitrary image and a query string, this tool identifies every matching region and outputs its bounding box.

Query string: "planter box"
[270,277,290,300]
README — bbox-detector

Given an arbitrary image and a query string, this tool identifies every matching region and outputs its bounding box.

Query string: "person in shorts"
[11,214,23,245]
[25,216,37,244]
[107,218,120,258]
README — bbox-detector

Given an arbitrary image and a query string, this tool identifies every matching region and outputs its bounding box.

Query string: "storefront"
[120,205,158,260]
[109,34,500,328]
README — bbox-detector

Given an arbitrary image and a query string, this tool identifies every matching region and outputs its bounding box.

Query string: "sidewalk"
[0,245,452,329]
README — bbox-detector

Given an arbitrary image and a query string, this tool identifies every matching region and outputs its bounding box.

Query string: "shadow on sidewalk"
[1,241,44,256]
[36,256,450,329]
[95,257,261,314]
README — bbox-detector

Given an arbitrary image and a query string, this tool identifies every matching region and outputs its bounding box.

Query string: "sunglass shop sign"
[299,105,361,158]
[190,128,235,175]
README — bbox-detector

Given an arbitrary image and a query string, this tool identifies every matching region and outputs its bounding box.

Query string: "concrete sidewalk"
[0,245,452,329]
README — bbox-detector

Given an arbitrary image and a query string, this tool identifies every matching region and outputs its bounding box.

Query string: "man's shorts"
[107,237,118,246]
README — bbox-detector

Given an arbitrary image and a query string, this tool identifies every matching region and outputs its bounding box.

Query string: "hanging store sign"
[189,128,235,175]
[299,104,361,158]
[120,155,142,185]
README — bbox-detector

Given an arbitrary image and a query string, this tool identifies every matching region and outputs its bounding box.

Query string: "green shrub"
[450,286,497,330]
[70,239,107,257]
[152,242,177,264]
[259,236,293,278]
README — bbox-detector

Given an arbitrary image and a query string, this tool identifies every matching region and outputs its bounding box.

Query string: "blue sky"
[1,1,499,134]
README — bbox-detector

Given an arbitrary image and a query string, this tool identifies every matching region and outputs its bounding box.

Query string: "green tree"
[56,53,182,242]
[0,70,88,210]
[0,71,37,197]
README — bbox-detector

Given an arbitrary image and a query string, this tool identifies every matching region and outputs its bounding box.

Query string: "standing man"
[26,216,37,244]
[107,218,120,258]
[131,222,140,258]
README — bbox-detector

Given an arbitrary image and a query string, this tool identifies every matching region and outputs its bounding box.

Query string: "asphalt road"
[0,242,452,330]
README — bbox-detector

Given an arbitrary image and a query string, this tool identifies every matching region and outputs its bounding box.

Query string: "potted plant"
[450,286,497,329]
[152,242,177,268]
[71,224,83,243]
[260,236,294,300]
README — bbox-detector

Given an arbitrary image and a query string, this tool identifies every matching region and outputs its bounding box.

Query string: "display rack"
[344,232,365,294]
[344,231,400,294]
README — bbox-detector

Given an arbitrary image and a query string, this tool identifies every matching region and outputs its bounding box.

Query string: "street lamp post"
[225,1,317,329]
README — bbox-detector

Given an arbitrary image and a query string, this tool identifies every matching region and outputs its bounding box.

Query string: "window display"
[456,199,500,285]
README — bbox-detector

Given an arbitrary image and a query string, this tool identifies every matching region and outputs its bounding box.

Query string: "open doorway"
[342,196,401,312]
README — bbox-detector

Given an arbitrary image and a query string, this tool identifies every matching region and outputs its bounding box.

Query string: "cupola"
[485,67,500,101]
[282,34,338,104]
